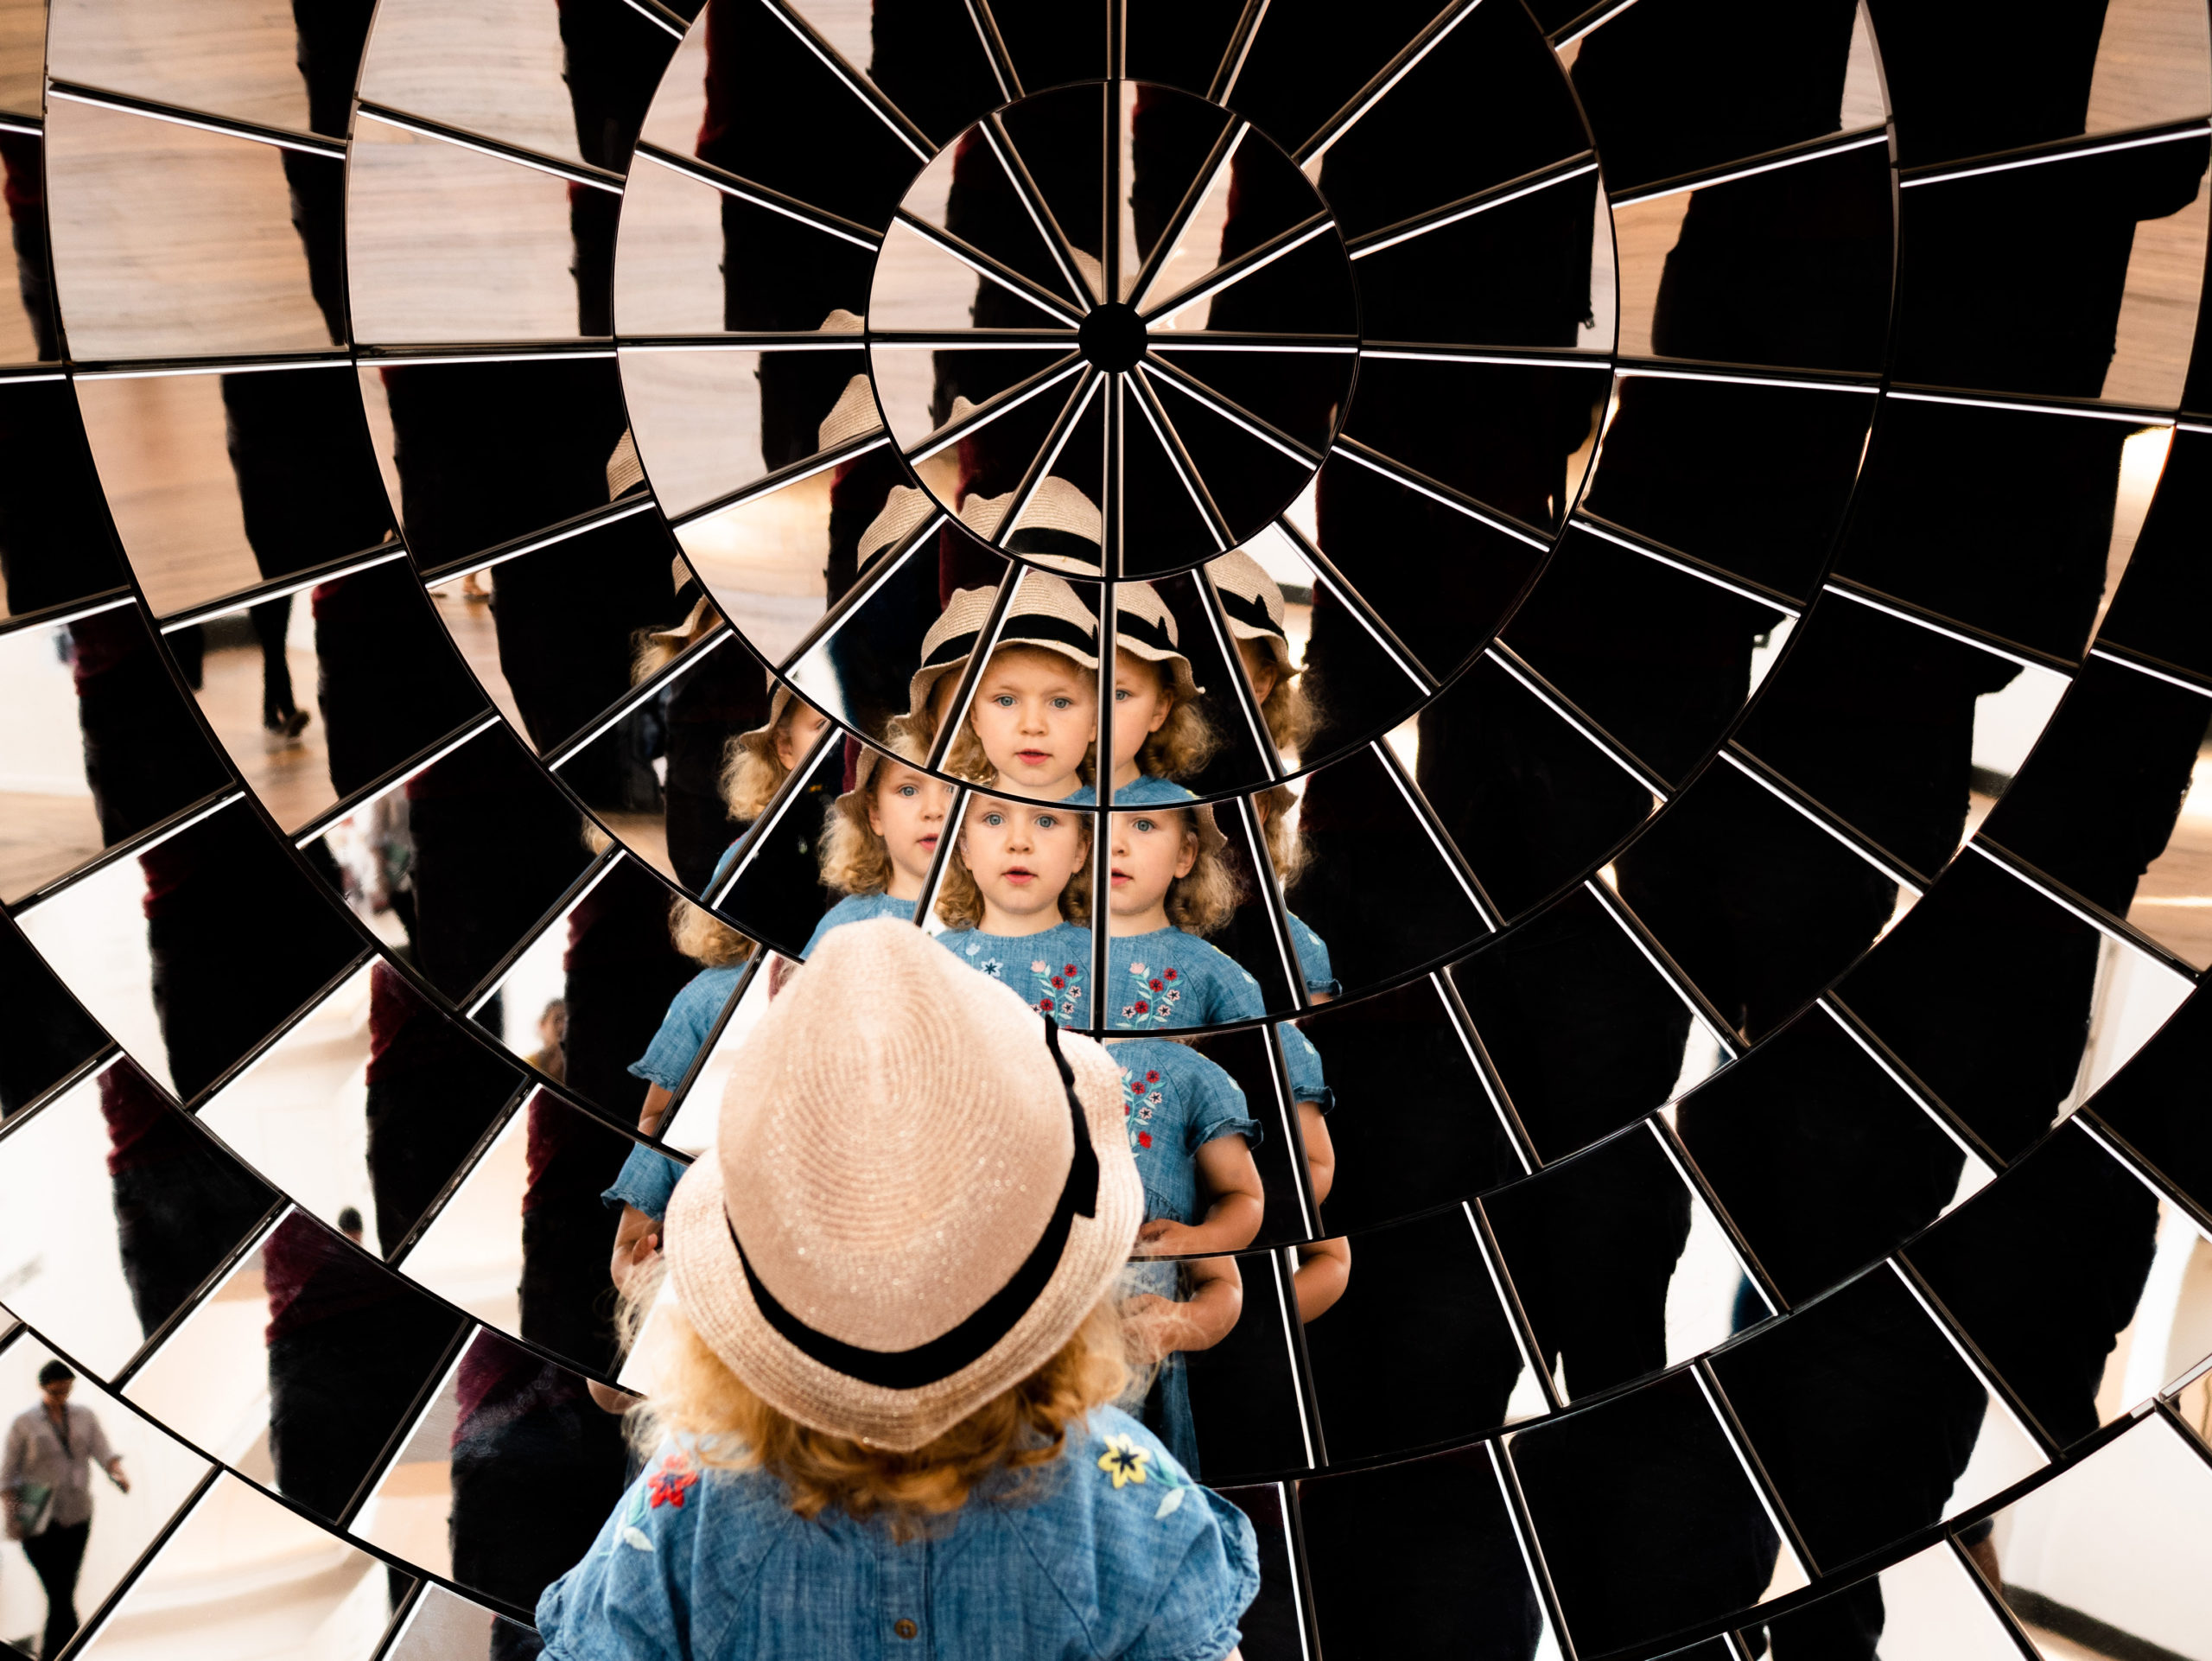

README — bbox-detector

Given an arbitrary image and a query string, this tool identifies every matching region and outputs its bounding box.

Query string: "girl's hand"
[108,1459,130,1494]
[610,1205,662,1294]
[1133,1219,1200,1255]
[1122,1293,1187,1364]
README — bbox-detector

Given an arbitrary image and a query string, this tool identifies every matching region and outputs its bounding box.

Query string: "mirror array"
[3,0,2211,1658]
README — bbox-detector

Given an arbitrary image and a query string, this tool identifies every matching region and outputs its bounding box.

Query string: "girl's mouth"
[1002,867,1036,883]
[1014,749,1050,765]
[1109,869,1132,886]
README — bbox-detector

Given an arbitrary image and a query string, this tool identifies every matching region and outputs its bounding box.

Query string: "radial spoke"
[1126,120,1246,309]
[634,143,883,251]
[988,369,1103,550]
[759,0,935,162]
[893,209,1089,326]
[903,354,1086,463]
[985,117,1097,309]
[1138,212,1333,326]
[1138,353,1322,464]
[1293,0,1484,167]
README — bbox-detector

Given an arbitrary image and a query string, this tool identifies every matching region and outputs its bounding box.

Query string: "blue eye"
[1035,815,1058,830]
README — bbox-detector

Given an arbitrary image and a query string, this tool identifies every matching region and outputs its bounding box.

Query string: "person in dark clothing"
[5,1362,129,1661]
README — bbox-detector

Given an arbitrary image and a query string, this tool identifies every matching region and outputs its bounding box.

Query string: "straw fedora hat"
[906,571,1102,716]
[663,919,1141,1448]
[1113,581,1202,703]
[960,477,1103,576]
[1206,548,1295,677]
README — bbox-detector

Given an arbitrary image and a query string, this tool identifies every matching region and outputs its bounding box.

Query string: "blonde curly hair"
[1259,671,1314,759]
[1121,656,1219,783]
[818,725,932,899]
[935,811,1094,930]
[1253,784,1309,892]
[620,1266,1132,1539]
[1154,808,1242,938]
[721,695,822,824]
[670,897,753,968]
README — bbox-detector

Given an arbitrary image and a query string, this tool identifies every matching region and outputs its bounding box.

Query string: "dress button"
[894,1618,918,1639]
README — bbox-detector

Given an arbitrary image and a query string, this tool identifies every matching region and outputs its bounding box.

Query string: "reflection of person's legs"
[448,1391,626,1655]
[250,594,303,734]
[22,1517,89,1657]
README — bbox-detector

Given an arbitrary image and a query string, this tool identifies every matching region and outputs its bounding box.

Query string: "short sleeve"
[1122,1485,1262,1661]
[601,1141,688,1220]
[1286,913,1340,998]
[1281,1024,1332,1111]
[1184,1056,1262,1154]
[1197,942,1266,1024]
[536,1452,709,1661]
[626,973,731,1091]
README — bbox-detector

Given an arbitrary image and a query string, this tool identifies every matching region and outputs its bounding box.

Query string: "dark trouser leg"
[22,1518,89,1657]
[251,595,299,726]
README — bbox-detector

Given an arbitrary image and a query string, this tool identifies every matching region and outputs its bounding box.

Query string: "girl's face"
[1236,638,1280,708]
[775,700,832,772]
[968,645,1097,799]
[1109,650,1173,786]
[1107,810,1197,929]
[962,797,1089,930]
[867,760,956,896]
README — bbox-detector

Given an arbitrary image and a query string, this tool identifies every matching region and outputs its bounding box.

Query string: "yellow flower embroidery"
[1097,1434,1152,1487]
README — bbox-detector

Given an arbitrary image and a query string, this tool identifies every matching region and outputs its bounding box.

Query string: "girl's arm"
[637,1084,673,1136]
[1128,1254,1245,1361]
[1135,1137,1264,1257]
[1292,1237,1350,1324]
[1295,1100,1334,1205]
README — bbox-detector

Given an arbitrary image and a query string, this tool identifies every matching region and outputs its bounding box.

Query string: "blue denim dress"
[1065,774,1197,806]
[1107,1041,1261,1478]
[938,923,1095,1024]
[800,893,918,958]
[535,1409,1259,1661]
[597,964,745,1220]
[1284,912,1339,999]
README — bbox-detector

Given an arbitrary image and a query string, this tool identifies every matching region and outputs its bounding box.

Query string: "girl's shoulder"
[1110,774,1198,806]
[998,1409,1260,1653]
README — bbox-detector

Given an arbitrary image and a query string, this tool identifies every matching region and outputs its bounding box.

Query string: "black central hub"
[1078,302,1149,372]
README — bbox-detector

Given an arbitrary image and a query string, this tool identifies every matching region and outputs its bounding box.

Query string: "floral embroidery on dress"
[646,1454,698,1510]
[1121,1066,1164,1155]
[1115,962,1181,1028]
[1032,958,1082,1020]
[1097,1431,1191,1518]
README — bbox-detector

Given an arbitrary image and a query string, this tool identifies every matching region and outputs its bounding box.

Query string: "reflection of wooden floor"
[0,790,104,903]
[190,640,338,831]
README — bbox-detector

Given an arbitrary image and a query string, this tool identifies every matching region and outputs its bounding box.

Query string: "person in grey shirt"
[4,1361,129,1658]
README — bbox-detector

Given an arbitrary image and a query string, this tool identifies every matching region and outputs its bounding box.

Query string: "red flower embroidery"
[1065,964,1079,976]
[1137,1131,1152,1148]
[1052,976,1065,988]
[1039,997,1054,1011]
[1149,978,1163,991]
[647,1456,698,1510]
[1133,999,1149,1015]
[1163,968,1178,981]
[1144,1070,1160,1084]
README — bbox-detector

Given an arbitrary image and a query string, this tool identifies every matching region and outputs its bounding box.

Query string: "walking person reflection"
[3,1362,128,1658]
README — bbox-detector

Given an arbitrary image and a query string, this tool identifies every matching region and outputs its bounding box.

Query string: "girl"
[1109,1038,1262,1473]
[1103,806,1333,1109]
[935,794,1094,1024]
[721,679,833,837]
[1207,550,1315,760]
[537,921,1260,1661]
[1102,805,1256,1032]
[799,727,956,957]
[907,576,1101,801]
[600,894,753,1285]
[1253,783,1340,1002]
[1068,582,1218,807]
